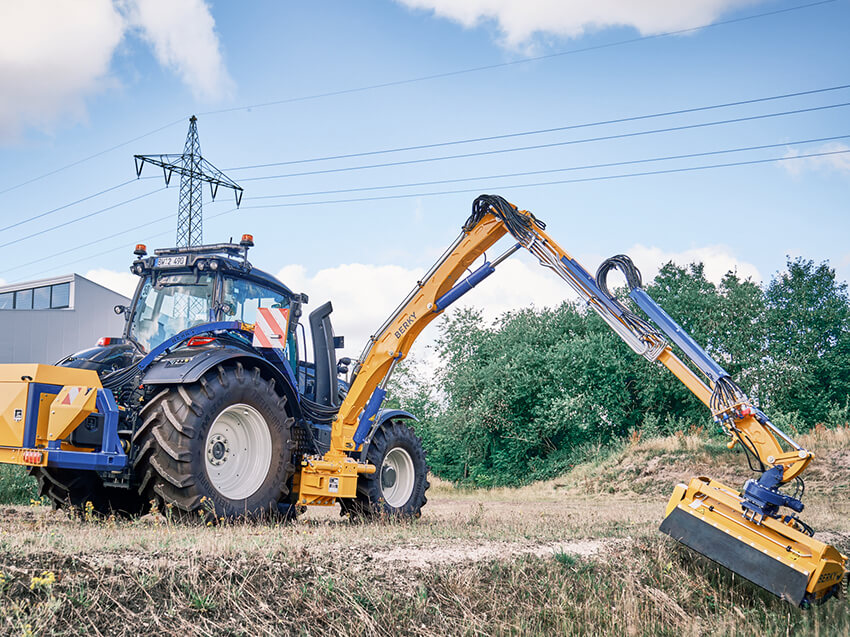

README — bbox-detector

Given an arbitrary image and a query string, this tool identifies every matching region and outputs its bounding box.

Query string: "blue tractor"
[28,236,425,518]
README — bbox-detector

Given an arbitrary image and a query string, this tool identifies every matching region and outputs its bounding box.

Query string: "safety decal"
[60,387,83,405]
[252,307,290,349]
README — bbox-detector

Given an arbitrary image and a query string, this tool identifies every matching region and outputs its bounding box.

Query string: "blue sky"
[0,0,848,354]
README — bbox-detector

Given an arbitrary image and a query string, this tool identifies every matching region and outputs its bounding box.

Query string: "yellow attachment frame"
[0,364,102,466]
[664,477,847,604]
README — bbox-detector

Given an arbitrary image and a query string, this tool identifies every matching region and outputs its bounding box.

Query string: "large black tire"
[28,467,147,517]
[133,363,295,519]
[340,419,429,518]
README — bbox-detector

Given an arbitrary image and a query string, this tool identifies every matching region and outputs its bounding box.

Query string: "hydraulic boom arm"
[328,195,809,484]
[297,194,846,604]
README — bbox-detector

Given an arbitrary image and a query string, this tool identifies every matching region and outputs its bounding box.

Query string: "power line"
[7,147,843,281]
[240,101,850,181]
[242,149,850,209]
[10,208,238,283]
[227,83,850,171]
[200,0,837,118]
[0,178,146,234]
[246,134,850,200]
[1,213,174,276]
[0,118,185,198]
[0,188,165,251]
[0,0,835,200]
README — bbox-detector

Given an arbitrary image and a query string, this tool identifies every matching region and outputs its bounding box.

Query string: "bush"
[390,257,850,487]
[0,465,37,504]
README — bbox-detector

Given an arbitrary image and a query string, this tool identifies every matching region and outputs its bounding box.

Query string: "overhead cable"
[0,188,165,251]
[245,134,850,200]
[0,119,185,198]
[227,83,850,171]
[200,0,837,118]
[241,149,850,209]
[239,102,850,181]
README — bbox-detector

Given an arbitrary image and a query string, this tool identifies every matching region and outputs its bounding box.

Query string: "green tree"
[764,258,850,424]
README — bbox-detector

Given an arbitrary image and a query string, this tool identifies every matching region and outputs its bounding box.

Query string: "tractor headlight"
[197,260,206,271]
[209,260,219,271]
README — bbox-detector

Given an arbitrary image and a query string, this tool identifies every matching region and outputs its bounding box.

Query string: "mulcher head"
[661,477,848,606]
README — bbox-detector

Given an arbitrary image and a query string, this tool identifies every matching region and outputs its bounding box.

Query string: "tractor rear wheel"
[133,363,295,519]
[29,467,147,517]
[340,419,429,518]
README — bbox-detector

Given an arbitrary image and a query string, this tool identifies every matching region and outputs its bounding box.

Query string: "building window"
[14,289,32,310]
[33,286,51,310]
[51,282,70,309]
[0,281,72,310]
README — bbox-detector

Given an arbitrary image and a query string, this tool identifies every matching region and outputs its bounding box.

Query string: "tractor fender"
[143,348,302,419]
[358,409,418,461]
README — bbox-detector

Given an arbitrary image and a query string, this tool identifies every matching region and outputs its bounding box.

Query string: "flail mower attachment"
[661,475,848,606]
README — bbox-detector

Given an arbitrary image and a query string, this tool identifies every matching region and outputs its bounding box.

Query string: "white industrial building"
[0,274,131,364]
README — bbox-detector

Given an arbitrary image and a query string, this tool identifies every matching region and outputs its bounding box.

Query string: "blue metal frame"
[629,288,728,383]
[136,321,244,371]
[46,389,127,471]
[254,346,298,391]
[23,382,62,447]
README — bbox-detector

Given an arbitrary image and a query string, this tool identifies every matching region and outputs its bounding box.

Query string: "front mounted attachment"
[661,477,847,606]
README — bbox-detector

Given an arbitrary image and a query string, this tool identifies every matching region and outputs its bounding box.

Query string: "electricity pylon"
[134,115,243,247]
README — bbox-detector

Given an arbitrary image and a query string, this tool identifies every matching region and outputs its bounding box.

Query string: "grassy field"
[0,429,848,636]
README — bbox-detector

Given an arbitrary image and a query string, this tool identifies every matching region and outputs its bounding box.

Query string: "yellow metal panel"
[0,382,28,447]
[0,447,48,467]
[664,476,847,601]
[47,386,98,443]
[0,364,101,388]
[35,392,56,446]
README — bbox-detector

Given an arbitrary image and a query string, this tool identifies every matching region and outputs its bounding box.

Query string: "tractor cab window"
[130,272,217,351]
[220,277,290,326]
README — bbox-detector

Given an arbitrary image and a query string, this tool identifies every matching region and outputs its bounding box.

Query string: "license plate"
[156,256,187,268]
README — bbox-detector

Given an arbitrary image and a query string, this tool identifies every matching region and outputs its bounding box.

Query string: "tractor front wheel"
[133,363,295,519]
[341,420,429,518]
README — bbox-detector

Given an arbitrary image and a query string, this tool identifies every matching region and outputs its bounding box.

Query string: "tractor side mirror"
[333,336,344,349]
[337,357,352,376]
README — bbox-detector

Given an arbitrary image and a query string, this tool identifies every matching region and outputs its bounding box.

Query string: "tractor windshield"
[130,272,217,351]
[220,277,290,324]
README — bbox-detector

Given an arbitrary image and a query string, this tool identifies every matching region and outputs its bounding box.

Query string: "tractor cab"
[123,239,344,415]
[124,238,297,355]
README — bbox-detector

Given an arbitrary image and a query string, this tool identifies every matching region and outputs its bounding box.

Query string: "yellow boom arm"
[307,195,808,484]
[296,194,846,605]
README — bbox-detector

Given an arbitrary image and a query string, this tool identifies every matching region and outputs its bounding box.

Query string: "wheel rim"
[204,404,272,500]
[380,447,415,508]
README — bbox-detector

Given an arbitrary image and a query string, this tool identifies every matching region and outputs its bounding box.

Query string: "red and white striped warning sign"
[60,386,83,405]
[252,307,290,349]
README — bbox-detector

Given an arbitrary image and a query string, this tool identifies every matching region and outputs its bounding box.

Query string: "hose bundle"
[710,375,747,413]
[595,254,664,343]
[464,195,545,244]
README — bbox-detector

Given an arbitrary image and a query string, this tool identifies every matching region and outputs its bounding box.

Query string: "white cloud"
[396,0,759,48]
[624,244,761,284]
[783,143,850,177]
[0,1,124,139]
[84,268,138,298]
[0,0,230,141]
[124,0,233,101]
[76,243,761,367]
[276,245,759,360]
[277,256,583,361]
